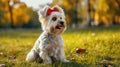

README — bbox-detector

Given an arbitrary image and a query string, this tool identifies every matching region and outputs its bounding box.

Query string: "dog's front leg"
[26,49,37,62]
[39,50,52,64]
[58,47,69,62]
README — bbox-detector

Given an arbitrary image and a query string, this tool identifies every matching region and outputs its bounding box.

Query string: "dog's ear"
[38,5,50,18]
[54,5,65,15]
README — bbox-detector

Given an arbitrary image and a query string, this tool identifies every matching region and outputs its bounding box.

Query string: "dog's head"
[38,5,66,35]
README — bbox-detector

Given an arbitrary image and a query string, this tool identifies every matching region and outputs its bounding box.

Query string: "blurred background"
[0,0,120,28]
[0,1,120,66]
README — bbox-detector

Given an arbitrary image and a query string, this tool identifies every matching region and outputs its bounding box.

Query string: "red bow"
[47,8,59,16]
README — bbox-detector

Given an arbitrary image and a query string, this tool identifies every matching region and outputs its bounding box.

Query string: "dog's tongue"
[56,25,63,29]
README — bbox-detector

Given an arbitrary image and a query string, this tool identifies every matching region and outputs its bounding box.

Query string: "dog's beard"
[49,24,66,35]
[55,24,65,30]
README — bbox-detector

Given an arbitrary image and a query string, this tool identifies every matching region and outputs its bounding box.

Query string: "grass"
[0,25,120,67]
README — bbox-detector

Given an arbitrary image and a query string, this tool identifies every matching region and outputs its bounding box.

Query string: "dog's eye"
[52,17,57,21]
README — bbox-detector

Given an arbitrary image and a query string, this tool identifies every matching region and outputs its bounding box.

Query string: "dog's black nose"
[60,21,64,25]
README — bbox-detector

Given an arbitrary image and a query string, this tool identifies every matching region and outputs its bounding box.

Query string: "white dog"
[26,5,69,64]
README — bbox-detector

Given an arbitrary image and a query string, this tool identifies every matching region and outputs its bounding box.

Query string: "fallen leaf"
[8,55,16,60]
[11,49,16,54]
[76,48,86,54]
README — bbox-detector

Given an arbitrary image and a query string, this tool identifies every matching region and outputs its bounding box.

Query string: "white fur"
[26,5,69,64]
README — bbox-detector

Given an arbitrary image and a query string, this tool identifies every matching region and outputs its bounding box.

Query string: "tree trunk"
[74,0,79,27]
[7,0,14,28]
[87,0,91,26]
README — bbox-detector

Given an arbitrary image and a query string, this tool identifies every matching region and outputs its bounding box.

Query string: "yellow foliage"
[94,13,99,22]
[66,15,71,24]
[118,17,120,23]
[23,14,30,23]
[12,7,30,26]
[95,12,113,25]
[62,1,71,10]
[1,0,9,11]
[115,16,120,23]
[5,12,11,23]
[97,0,109,12]
[101,16,109,25]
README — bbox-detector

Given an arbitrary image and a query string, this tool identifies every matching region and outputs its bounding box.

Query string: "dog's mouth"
[55,25,64,29]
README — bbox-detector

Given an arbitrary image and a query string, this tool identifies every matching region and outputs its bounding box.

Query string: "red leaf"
[76,48,86,54]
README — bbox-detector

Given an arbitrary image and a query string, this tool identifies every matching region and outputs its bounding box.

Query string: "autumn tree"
[95,0,120,26]
[0,0,11,28]
[0,0,40,28]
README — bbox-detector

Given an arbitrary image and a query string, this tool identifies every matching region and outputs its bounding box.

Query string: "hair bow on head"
[47,8,59,16]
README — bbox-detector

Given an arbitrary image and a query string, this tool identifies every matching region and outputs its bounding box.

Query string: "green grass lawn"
[0,26,120,67]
